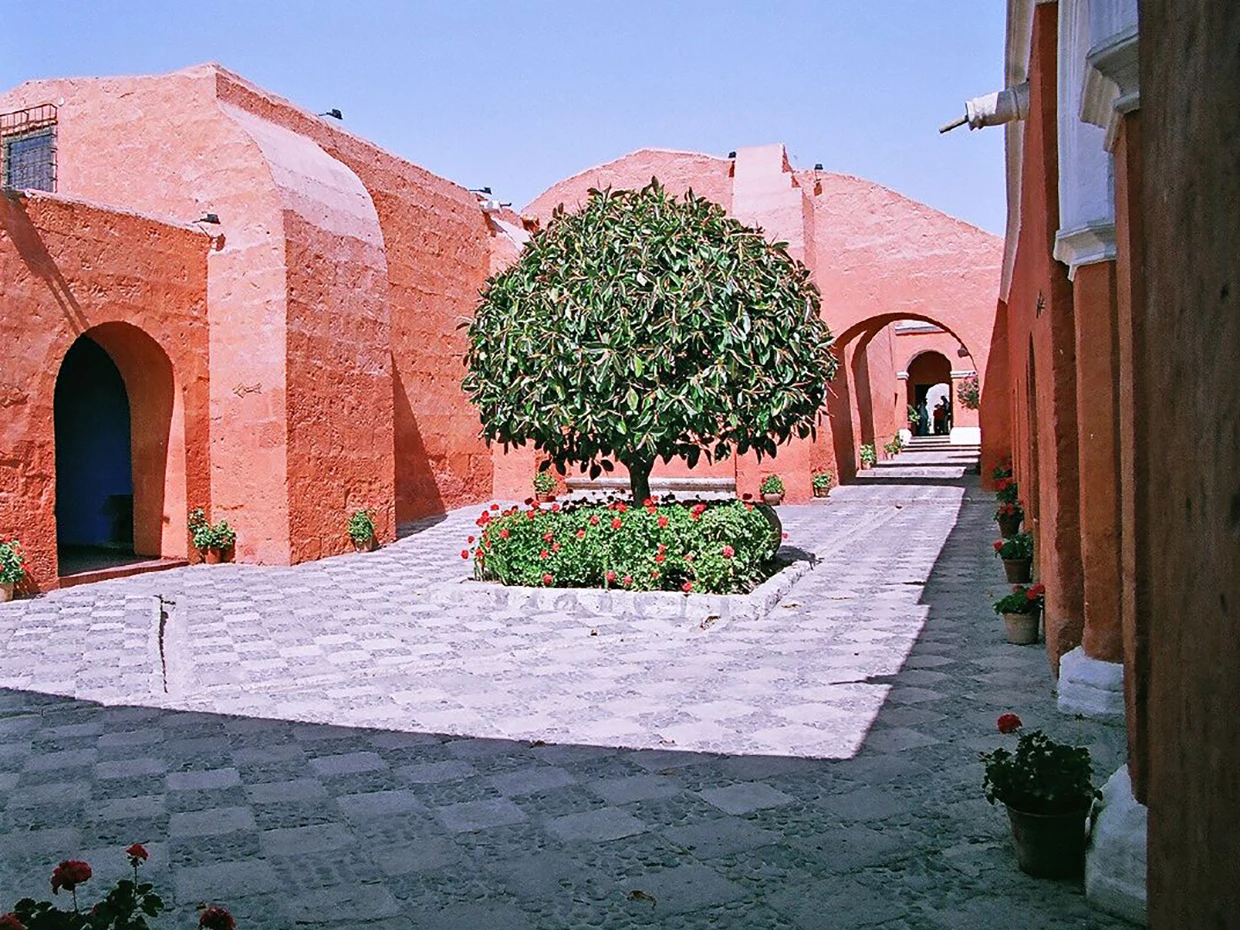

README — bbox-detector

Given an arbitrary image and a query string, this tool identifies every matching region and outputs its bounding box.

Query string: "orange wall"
[0,194,210,590]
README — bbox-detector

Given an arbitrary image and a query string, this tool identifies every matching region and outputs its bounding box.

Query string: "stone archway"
[906,350,954,436]
[53,322,187,575]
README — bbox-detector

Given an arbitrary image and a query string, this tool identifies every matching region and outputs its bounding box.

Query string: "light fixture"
[318,108,343,120]
[197,213,220,225]
[814,163,824,170]
[727,151,737,159]
[469,187,492,195]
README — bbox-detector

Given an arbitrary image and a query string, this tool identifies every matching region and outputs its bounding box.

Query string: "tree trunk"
[624,458,653,504]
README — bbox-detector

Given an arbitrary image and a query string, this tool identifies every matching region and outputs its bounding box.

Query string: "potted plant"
[993,531,1034,582]
[981,713,1100,878]
[533,469,557,503]
[907,404,921,432]
[859,444,877,469]
[759,474,785,505]
[189,508,237,564]
[0,538,27,602]
[995,501,1024,538]
[348,508,377,552]
[811,470,833,499]
[992,582,1044,644]
[883,436,902,459]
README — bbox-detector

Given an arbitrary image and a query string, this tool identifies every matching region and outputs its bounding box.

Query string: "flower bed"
[466,498,781,595]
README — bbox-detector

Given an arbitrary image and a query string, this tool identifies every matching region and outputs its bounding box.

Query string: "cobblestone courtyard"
[0,446,1129,928]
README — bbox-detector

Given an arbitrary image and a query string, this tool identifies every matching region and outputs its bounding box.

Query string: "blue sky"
[0,1,1007,234]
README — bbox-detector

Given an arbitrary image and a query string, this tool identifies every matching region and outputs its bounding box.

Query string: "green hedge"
[468,499,781,594]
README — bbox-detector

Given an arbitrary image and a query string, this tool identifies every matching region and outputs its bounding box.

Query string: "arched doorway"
[53,323,187,577]
[55,336,135,569]
[907,350,953,437]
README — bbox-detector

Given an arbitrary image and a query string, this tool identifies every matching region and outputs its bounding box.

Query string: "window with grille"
[1,104,57,192]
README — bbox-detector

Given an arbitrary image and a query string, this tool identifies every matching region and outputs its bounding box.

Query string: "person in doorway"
[933,398,947,435]
[917,399,930,436]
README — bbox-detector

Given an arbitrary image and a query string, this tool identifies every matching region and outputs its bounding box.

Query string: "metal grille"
[1,104,57,192]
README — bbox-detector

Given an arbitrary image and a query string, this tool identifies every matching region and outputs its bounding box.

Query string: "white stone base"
[898,428,912,445]
[949,426,981,445]
[1057,646,1126,723]
[1087,765,1148,925]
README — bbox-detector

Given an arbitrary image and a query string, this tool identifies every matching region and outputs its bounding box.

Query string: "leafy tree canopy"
[462,180,838,502]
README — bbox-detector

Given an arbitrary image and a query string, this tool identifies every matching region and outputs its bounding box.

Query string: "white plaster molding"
[1085,24,1140,150]
[950,426,981,445]
[1087,764,1149,925]
[896,371,909,381]
[1057,645,1126,722]
[999,0,1037,303]
[949,369,977,379]
[1053,222,1117,280]
[1059,0,1115,250]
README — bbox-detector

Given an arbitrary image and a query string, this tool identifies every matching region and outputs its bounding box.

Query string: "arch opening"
[907,350,954,437]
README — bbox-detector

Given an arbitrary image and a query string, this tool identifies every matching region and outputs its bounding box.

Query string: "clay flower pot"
[762,492,783,506]
[352,535,377,552]
[812,486,830,499]
[203,548,222,565]
[997,513,1023,538]
[1005,804,1090,878]
[1002,558,1032,583]
[535,492,556,503]
[0,582,13,603]
[1003,611,1040,645]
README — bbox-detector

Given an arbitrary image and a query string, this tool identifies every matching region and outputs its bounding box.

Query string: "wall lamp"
[318,108,343,120]
[469,187,492,195]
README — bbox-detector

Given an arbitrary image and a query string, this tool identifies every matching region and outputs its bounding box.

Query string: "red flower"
[125,843,149,863]
[682,581,693,593]
[0,914,26,930]
[1026,583,1046,600]
[657,515,668,528]
[744,503,754,512]
[198,907,236,930]
[722,545,735,558]
[622,575,633,586]
[782,532,788,539]
[589,515,600,526]
[643,498,655,507]
[685,554,694,563]
[499,528,509,539]
[467,536,475,543]
[540,549,549,559]
[654,553,666,563]
[552,542,561,552]
[614,502,628,513]
[611,517,623,530]
[606,570,617,583]
[651,570,660,579]
[542,573,553,586]
[476,551,485,562]
[543,531,555,543]
[51,860,91,894]
[992,540,1004,552]
[576,529,587,539]
[997,713,1023,734]
[490,503,500,511]
[551,503,561,512]
[461,549,469,559]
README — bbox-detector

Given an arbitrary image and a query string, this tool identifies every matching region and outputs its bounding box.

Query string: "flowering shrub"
[0,538,27,586]
[991,459,1013,482]
[187,509,236,553]
[995,475,1019,505]
[981,714,1099,814]
[959,373,980,410]
[992,583,1045,615]
[811,470,833,492]
[3,844,232,930]
[993,532,1033,560]
[994,500,1024,524]
[467,498,780,594]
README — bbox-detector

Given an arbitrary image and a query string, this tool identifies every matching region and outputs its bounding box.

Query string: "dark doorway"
[907,351,953,437]
[55,336,135,568]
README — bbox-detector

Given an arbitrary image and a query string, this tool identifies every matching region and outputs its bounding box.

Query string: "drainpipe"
[939,82,1030,133]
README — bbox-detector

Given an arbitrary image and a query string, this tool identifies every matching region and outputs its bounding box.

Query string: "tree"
[462,180,838,504]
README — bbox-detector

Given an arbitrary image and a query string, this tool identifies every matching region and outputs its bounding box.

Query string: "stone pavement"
[0,446,1130,928]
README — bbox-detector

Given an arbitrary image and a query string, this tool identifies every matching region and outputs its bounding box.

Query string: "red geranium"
[51,860,91,894]
[125,843,149,863]
[657,515,668,528]
[605,570,616,583]
[997,713,1023,734]
[622,575,632,586]
[543,531,554,543]
[611,517,623,530]
[539,549,549,559]
[490,503,499,511]
[992,540,1004,552]
[460,549,469,559]
[1026,583,1046,600]
[589,515,600,526]
[499,528,509,539]
[682,581,693,593]
[722,545,735,558]
[542,573,553,585]
[199,907,236,930]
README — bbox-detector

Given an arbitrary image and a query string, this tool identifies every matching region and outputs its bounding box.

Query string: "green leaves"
[462,180,838,480]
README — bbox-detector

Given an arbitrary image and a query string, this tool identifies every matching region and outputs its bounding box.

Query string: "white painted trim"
[950,426,981,445]
[1056,646,1126,722]
[999,0,1037,303]
[896,371,909,381]
[949,369,977,379]
[1086,764,1149,925]
[1053,222,1117,280]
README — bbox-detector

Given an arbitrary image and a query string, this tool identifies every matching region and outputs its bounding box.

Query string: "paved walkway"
[0,445,1129,928]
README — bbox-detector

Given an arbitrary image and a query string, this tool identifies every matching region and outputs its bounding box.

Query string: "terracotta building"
[0,64,1000,593]
[954,0,1239,925]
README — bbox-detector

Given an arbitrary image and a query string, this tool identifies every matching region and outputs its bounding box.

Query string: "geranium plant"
[347,508,376,545]
[532,469,557,495]
[462,180,838,504]
[0,538,27,586]
[859,444,877,467]
[991,459,1013,482]
[959,373,980,410]
[811,470,833,492]
[995,475,1019,504]
[993,532,1033,560]
[759,475,785,496]
[995,501,1024,524]
[992,582,1044,615]
[467,497,779,595]
[187,508,236,553]
[981,713,1100,814]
